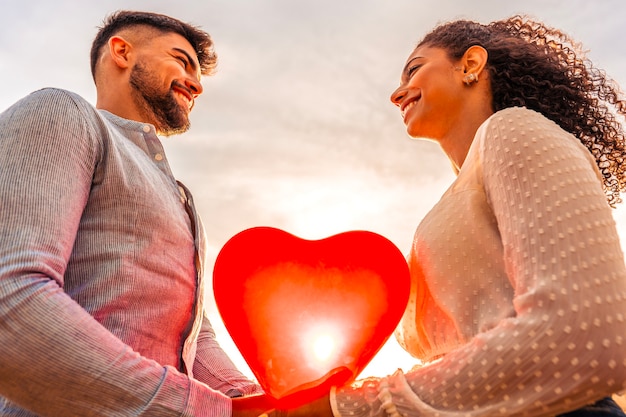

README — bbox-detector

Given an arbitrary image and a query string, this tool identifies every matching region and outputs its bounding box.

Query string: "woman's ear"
[460,45,488,81]
[108,35,133,69]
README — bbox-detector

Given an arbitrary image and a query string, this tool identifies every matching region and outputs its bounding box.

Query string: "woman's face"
[390,45,466,141]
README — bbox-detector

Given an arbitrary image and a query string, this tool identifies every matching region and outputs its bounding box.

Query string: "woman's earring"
[463,73,478,85]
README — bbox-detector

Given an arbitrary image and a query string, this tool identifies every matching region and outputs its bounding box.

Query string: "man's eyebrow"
[173,47,199,73]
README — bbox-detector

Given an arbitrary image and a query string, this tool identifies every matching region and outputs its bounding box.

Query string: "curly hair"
[419,15,626,206]
[90,10,217,81]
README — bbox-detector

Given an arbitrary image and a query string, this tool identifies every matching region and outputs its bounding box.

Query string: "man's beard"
[129,63,191,136]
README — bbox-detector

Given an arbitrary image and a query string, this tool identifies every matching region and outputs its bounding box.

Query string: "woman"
[285,15,626,417]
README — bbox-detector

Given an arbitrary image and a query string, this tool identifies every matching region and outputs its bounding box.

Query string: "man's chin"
[156,115,191,136]
[159,124,190,136]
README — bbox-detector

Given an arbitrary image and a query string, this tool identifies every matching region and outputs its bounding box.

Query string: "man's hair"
[90,10,217,80]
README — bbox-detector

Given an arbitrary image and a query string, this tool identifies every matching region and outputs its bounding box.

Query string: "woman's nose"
[390,86,405,107]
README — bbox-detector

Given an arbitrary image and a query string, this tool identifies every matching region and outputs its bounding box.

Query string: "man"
[0,10,271,416]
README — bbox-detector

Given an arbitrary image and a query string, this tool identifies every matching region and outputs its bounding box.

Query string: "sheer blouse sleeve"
[332,107,626,417]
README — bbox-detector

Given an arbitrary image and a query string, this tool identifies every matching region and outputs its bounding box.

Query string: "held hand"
[231,394,277,417]
[291,394,333,417]
[263,394,333,417]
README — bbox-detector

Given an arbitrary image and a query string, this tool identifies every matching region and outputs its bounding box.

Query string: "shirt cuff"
[330,386,341,417]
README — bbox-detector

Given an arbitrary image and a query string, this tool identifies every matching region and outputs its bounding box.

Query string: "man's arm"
[0,88,232,416]
[193,313,265,397]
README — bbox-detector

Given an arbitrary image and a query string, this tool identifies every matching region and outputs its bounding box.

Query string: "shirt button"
[154,153,163,161]
[143,125,151,133]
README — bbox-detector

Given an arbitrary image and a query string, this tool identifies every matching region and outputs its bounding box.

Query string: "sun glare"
[312,333,336,362]
[303,324,342,368]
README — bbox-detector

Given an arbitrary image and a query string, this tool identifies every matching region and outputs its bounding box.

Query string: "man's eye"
[177,57,188,68]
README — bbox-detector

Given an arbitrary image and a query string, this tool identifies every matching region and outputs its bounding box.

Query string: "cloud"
[3,0,626,381]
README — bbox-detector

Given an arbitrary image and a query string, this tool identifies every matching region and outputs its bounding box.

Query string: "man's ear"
[460,45,488,77]
[108,36,133,69]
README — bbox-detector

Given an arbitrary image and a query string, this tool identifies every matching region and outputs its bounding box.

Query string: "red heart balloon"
[213,227,410,407]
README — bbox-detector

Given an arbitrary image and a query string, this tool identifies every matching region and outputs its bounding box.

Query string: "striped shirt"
[0,88,261,416]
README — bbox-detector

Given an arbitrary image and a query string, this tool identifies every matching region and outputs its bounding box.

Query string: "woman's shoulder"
[477,106,569,148]
[476,106,597,177]
[487,106,558,130]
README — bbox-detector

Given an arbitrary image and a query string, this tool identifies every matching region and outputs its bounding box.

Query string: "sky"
[2,0,626,381]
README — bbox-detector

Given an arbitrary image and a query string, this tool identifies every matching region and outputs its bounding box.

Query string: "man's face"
[129,32,203,136]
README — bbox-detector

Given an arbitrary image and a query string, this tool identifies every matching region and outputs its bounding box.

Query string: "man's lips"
[173,86,194,110]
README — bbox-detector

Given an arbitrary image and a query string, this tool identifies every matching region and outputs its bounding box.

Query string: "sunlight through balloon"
[312,334,335,362]
[303,323,342,367]
[213,227,410,407]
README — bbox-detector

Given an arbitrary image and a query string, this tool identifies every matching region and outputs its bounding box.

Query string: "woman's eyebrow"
[402,56,423,78]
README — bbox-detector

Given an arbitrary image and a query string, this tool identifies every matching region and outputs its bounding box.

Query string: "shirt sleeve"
[332,108,626,417]
[193,313,265,397]
[0,88,232,416]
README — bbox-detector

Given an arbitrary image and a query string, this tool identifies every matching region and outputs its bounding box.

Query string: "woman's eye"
[406,65,420,78]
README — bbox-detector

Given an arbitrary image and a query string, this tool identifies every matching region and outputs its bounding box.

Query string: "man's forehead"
[152,32,197,55]
[121,27,196,56]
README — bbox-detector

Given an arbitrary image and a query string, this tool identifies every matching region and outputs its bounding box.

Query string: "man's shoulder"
[1,88,113,145]
[8,87,104,128]
[24,87,93,109]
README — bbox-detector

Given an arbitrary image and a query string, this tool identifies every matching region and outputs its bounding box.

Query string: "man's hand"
[231,394,276,417]
[266,394,333,417]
